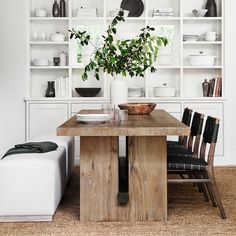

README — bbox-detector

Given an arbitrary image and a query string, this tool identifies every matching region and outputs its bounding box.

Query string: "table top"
[57,109,190,137]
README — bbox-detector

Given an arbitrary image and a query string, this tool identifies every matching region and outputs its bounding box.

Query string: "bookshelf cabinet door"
[28,103,69,139]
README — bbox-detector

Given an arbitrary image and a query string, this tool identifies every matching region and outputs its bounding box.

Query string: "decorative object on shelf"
[59,0,66,17]
[192,9,208,17]
[59,51,67,66]
[205,0,217,17]
[51,32,65,42]
[118,103,156,115]
[35,8,47,17]
[120,0,144,17]
[76,7,97,17]
[188,51,217,66]
[55,77,72,98]
[109,9,129,17]
[69,10,168,105]
[153,8,174,17]
[75,87,101,97]
[32,59,49,66]
[183,34,199,42]
[52,0,60,17]
[153,84,176,97]
[45,81,55,97]
[53,57,60,66]
[202,79,210,97]
[110,77,128,105]
[204,31,217,41]
[128,87,143,97]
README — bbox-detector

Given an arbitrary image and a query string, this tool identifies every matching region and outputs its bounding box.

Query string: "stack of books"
[208,78,222,97]
[153,8,174,17]
[55,77,72,98]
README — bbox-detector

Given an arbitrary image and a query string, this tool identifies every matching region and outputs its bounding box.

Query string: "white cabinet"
[27,103,69,139]
[184,103,224,156]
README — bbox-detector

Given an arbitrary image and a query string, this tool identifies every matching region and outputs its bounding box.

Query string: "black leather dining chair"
[167,116,226,219]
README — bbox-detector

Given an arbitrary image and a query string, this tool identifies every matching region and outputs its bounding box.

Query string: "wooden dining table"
[57,109,189,222]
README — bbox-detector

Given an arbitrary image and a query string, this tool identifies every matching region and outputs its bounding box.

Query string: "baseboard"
[0,215,52,222]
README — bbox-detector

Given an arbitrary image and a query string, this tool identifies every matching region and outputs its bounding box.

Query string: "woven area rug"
[0,167,236,236]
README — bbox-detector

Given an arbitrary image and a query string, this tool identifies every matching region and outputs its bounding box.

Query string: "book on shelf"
[208,78,222,97]
[55,77,72,98]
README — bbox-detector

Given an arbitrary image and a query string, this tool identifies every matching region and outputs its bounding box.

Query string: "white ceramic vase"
[110,76,128,105]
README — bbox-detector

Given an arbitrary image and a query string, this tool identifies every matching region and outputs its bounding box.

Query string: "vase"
[59,0,66,17]
[110,76,128,105]
[46,81,55,97]
[52,0,60,17]
[202,79,210,97]
[205,0,217,17]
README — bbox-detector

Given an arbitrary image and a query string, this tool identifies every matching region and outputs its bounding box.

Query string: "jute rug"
[0,167,235,236]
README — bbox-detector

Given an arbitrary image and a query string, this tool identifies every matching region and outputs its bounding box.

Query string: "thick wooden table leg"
[80,136,119,222]
[128,136,167,221]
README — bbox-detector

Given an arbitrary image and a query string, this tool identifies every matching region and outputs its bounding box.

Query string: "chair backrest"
[179,107,193,146]
[187,112,204,158]
[199,116,220,167]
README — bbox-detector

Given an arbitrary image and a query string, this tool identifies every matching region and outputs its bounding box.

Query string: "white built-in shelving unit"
[26,0,226,161]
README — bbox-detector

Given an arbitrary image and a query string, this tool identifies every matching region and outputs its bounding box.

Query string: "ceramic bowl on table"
[75,87,101,97]
[118,103,156,115]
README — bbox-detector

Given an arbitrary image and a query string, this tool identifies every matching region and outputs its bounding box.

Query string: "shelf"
[71,17,104,20]
[183,41,222,45]
[183,17,222,21]
[183,66,222,69]
[155,66,180,69]
[147,17,180,21]
[24,97,226,102]
[30,17,69,21]
[106,17,146,21]
[30,42,69,45]
[30,66,69,69]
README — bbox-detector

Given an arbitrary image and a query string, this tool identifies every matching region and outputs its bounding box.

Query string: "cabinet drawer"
[156,103,181,113]
[28,103,68,139]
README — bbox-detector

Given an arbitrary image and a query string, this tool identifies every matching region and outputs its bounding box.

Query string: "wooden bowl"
[75,88,101,97]
[118,103,156,115]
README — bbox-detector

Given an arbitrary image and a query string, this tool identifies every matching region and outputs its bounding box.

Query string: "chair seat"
[167,146,194,157]
[167,155,208,171]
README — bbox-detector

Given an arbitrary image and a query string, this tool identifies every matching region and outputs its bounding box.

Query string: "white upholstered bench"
[0,135,74,222]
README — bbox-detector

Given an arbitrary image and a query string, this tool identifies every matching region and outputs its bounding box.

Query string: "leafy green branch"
[69,10,168,81]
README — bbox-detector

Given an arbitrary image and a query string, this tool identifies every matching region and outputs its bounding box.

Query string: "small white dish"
[76,113,110,123]
[51,32,65,42]
[32,59,49,66]
[35,8,47,17]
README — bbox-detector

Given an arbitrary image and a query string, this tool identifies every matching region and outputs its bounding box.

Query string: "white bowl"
[35,8,47,17]
[192,9,208,17]
[188,52,217,66]
[33,59,49,66]
[51,32,65,42]
[154,86,176,97]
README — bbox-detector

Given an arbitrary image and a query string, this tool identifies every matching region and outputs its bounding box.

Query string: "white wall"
[0,1,27,157]
[0,0,236,164]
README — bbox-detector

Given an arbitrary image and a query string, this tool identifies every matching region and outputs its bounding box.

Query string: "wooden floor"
[0,166,236,236]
